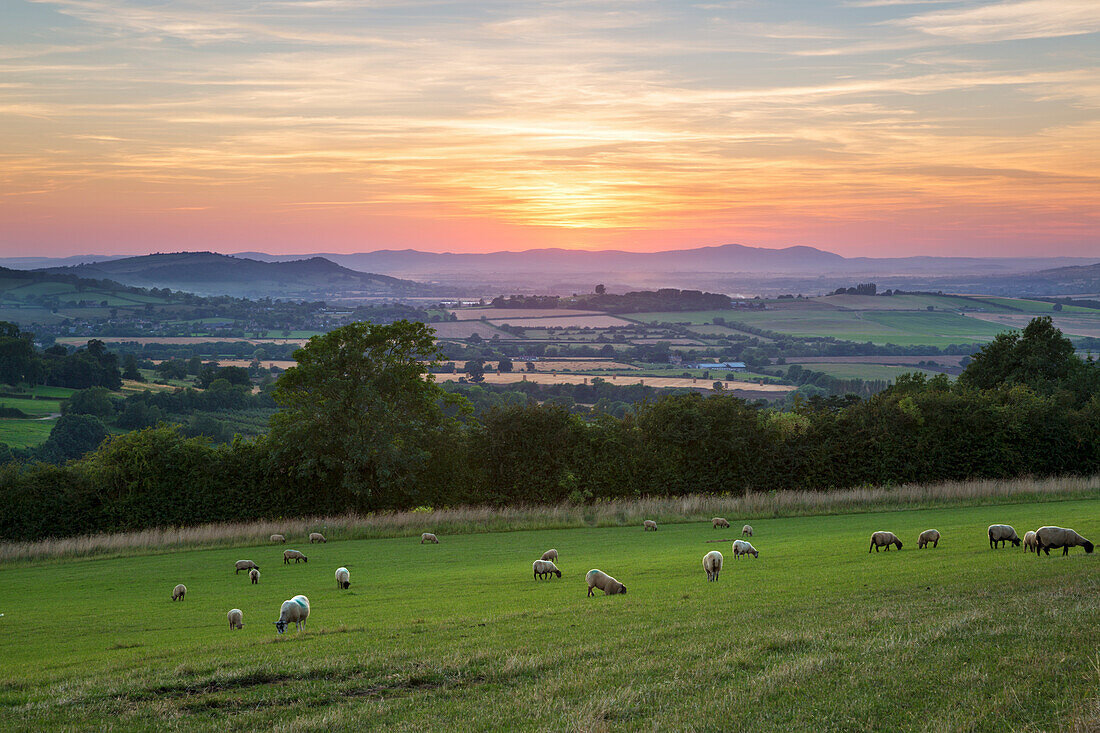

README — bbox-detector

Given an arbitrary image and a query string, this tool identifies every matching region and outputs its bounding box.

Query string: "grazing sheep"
[274,595,310,634]
[270,534,286,543]
[309,532,327,544]
[1035,526,1095,557]
[917,529,940,549]
[227,608,243,630]
[732,539,759,558]
[533,559,562,580]
[703,550,723,581]
[335,567,351,589]
[988,524,1020,549]
[869,531,902,552]
[421,533,439,544]
[741,524,753,537]
[540,549,558,562]
[234,559,259,575]
[171,584,186,601]
[1023,530,1039,554]
[585,569,626,596]
[712,517,730,529]
[249,568,260,585]
[283,549,308,564]
[643,520,657,531]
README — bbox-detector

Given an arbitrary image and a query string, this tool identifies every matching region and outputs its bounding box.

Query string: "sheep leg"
[933,539,938,548]
[1063,546,1069,556]
[587,586,593,597]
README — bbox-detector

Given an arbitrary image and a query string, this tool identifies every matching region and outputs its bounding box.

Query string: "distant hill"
[37,252,446,299]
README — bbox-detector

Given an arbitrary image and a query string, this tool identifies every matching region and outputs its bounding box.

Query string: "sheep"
[540,549,558,562]
[712,517,730,529]
[643,520,657,531]
[741,524,753,537]
[585,569,626,596]
[533,559,562,580]
[421,533,439,544]
[234,559,259,575]
[1035,526,1095,557]
[270,534,286,543]
[917,529,940,549]
[249,568,260,585]
[1023,530,1039,554]
[988,524,1020,549]
[869,531,902,552]
[335,567,351,589]
[171,584,186,601]
[309,532,327,544]
[274,594,310,634]
[283,549,308,564]
[227,608,243,630]
[732,539,759,558]
[703,550,723,581]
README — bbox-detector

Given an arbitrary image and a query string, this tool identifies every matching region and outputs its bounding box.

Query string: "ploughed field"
[1,499,1097,730]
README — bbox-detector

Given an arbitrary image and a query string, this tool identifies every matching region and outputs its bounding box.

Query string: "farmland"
[1,495,1097,730]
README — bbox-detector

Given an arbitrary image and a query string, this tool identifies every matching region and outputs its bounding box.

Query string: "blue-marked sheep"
[309,532,326,544]
[869,531,902,552]
[540,549,558,562]
[274,595,310,634]
[171,584,186,601]
[270,534,286,543]
[703,550,723,581]
[283,549,307,564]
[1035,526,1094,557]
[586,569,626,596]
[643,520,657,531]
[733,539,759,558]
[712,517,730,529]
[249,568,260,584]
[335,567,350,589]
[235,559,259,575]
[1023,530,1038,554]
[741,524,753,537]
[421,533,439,544]
[917,529,940,549]
[533,559,562,580]
[988,524,1020,549]
[227,608,243,630]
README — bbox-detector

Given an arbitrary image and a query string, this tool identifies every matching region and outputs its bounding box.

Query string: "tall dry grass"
[4,474,1098,563]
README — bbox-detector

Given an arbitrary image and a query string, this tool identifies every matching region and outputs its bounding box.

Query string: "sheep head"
[1084,541,1095,554]
[275,621,288,634]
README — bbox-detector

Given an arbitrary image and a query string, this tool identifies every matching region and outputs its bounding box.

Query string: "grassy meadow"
[1,496,1098,730]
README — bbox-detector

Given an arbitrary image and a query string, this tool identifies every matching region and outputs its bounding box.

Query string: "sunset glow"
[2,0,1098,257]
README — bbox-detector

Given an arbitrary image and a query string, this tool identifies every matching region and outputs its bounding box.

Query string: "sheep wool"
[249,568,260,584]
[335,567,351,589]
[712,518,730,529]
[283,549,308,564]
[533,559,562,580]
[643,520,657,531]
[1035,526,1095,557]
[171,584,186,601]
[917,529,940,549]
[309,532,327,544]
[274,595,310,634]
[540,549,558,562]
[1022,530,1039,554]
[270,534,286,543]
[227,608,243,630]
[234,559,259,574]
[741,525,753,537]
[733,540,759,558]
[703,550,723,581]
[988,524,1021,549]
[869,531,902,552]
[421,533,439,544]
[586,569,626,596]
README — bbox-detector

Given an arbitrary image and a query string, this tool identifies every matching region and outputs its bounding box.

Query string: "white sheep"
[270,534,286,543]
[988,524,1020,549]
[703,550,723,581]
[335,567,351,589]
[309,532,327,544]
[283,549,308,564]
[227,608,243,630]
[643,520,657,531]
[733,539,759,558]
[234,559,259,575]
[1022,530,1038,554]
[421,532,439,544]
[249,568,260,585]
[712,517,730,529]
[869,531,902,552]
[171,584,186,601]
[274,595,310,634]
[741,524,753,537]
[917,529,940,549]
[585,569,626,596]
[1035,526,1095,557]
[533,559,562,580]
[540,549,558,562]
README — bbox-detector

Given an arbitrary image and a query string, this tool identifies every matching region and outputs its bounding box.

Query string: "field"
[784,362,943,380]
[1,497,1097,730]
[0,385,73,448]
[966,313,1100,339]
[0,419,53,448]
[434,372,793,394]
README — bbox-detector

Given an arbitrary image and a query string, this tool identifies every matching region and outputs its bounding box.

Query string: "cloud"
[892,0,1100,42]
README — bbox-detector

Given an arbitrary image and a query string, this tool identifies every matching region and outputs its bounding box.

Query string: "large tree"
[268,320,459,511]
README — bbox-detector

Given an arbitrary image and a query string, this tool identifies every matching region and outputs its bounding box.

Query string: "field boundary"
[3,474,1097,564]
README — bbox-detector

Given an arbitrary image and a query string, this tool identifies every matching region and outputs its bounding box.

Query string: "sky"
[1,0,1098,258]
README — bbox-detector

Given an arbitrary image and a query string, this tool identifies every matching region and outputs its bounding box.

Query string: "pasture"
[1,498,1097,730]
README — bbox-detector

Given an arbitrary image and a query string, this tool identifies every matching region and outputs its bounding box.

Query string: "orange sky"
[2,0,1098,257]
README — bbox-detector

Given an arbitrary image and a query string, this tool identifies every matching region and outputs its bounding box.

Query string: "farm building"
[690,361,747,371]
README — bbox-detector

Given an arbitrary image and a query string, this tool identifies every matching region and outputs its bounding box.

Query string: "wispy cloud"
[893,0,1100,42]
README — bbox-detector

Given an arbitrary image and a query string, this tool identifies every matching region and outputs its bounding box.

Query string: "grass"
[0,418,54,448]
[0,396,63,417]
[1,495,1097,730]
[786,362,944,380]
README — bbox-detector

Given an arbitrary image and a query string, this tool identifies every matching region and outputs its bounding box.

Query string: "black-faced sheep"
[988,524,1020,549]
[234,559,258,574]
[540,549,558,562]
[171,584,186,601]
[227,608,243,630]
[283,549,307,564]
[335,567,350,589]
[421,533,439,544]
[249,568,260,584]
[703,550,723,581]
[869,531,902,552]
[733,539,759,558]
[643,520,657,531]
[712,517,730,529]
[533,559,562,580]
[274,595,310,634]
[1035,526,1095,557]
[309,532,326,544]
[270,534,286,543]
[917,529,940,549]
[586,569,626,596]
[741,524,753,537]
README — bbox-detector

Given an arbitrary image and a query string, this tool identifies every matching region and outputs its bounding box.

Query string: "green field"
[977,297,1097,314]
[786,362,943,380]
[2,499,1097,730]
[0,418,54,448]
